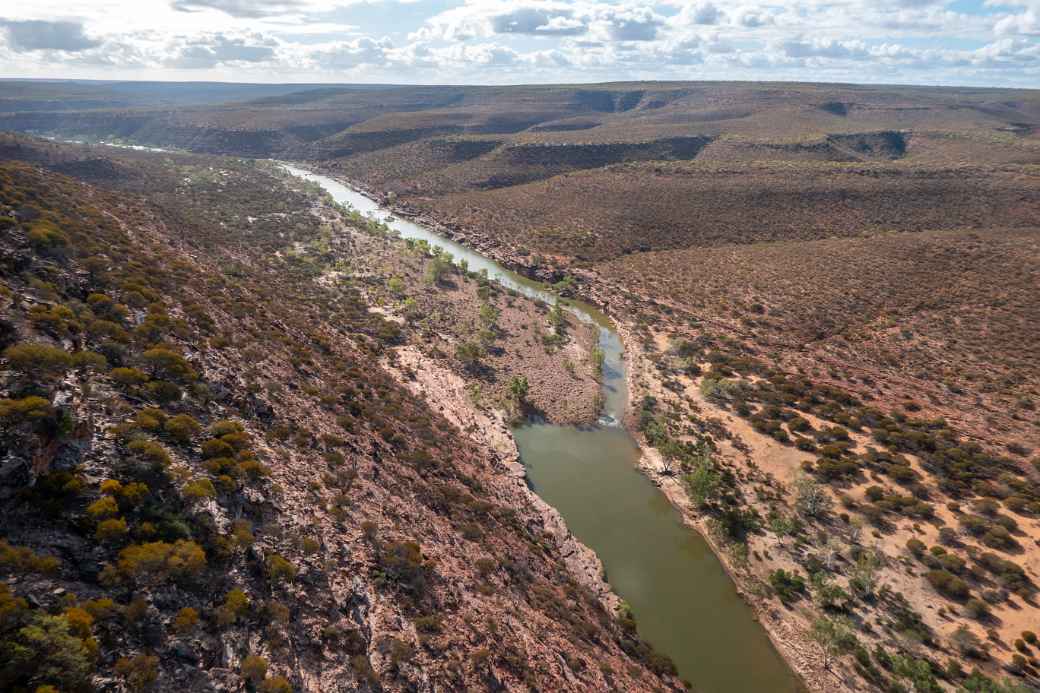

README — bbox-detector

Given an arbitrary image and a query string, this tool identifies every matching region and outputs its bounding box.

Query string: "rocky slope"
[0,139,681,692]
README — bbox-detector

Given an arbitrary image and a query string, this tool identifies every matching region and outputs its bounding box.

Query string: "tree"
[478,303,499,331]
[810,615,853,671]
[425,253,452,285]
[509,376,529,403]
[891,654,942,693]
[794,476,832,519]
[849,549,881,599]
[811,571,848,610]
[387,276,405,295]
[768,511,796,546]
[685,454,721,508]
[547,303,565,331]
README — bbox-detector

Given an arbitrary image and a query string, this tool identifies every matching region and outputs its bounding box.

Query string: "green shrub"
[769,569,806,603]
[906,538,926,557]
[241,655,268,684]
[209,419,244,437]
[3,343,73,382]
[164,414,201,443]
[141,347,196,382]
[2,613,94,690]
[925,569,970,600]
[114,654,159,692]
[266,554,296,584]
[0,396,53,425]
[183,478,216,501]
[201,438,234,459]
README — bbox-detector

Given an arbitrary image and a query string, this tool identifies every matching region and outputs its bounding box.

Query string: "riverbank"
[615,321,844,693]
[301,164,806,692]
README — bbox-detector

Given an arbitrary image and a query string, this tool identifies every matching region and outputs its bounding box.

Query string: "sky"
[0,0,1037,87]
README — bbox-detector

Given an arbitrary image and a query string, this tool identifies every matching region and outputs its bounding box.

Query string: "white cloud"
[0,0,1036,87]
[995,9,1040,35]
[1,19,99,51]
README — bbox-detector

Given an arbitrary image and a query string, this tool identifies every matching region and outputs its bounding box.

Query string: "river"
[281,164,800,693]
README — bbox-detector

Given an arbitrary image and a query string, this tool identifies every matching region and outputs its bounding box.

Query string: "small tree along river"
[282,164,802,693]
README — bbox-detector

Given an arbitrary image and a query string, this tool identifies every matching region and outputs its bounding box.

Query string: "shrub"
[27,220,68,254]
[141,347,196,382]
[82,598,117,620]
[62,607,94,639]
[201,438,234,459]
[183,478,216,501]
[127,439,171,467]
[164,414,201,444]
[266,554,296,584]
[925,570,970,600]
[0,396,53,425]
[3,343,73,381]
[119,482,149,507]
[217,588,250,626]
[145,381,181,403]
[241,655,268,684]
[117,540,206,583]
[4,613,94,689]
[0,539,60,574]
[71,351,107,373]
[95,517,129,542]
[114,654,159,692]
[259,675,293,693]
[769,569,806,603]
[86,496,119,519]
[906,538,926,557]
[210,419,244,437]
[172,607,199,635]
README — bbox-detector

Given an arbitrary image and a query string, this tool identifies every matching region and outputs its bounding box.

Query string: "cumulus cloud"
[490,7,586,36]
[166,32,277,68]
[686,2,722,26]
[310,36,393,69]
[995,9,1040,35]
[594,6,663,41]
[730,8,774,28]
[781,37,870,60]
[2,0,1038,87]
[171,0,304,18]
[0,19,99,52]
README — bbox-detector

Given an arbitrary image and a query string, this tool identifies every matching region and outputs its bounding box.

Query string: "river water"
[286,165,804,692]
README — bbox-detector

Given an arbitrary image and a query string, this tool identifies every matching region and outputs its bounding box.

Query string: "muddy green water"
[283,164,801,692]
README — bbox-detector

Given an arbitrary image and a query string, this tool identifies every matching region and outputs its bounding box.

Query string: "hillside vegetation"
[0,138,678,692]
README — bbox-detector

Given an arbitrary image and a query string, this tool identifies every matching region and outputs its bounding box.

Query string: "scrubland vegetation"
[3,78,1040,692]
[0,137,678,692]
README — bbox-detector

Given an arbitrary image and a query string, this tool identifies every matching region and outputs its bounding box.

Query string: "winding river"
[282,165,800,693]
